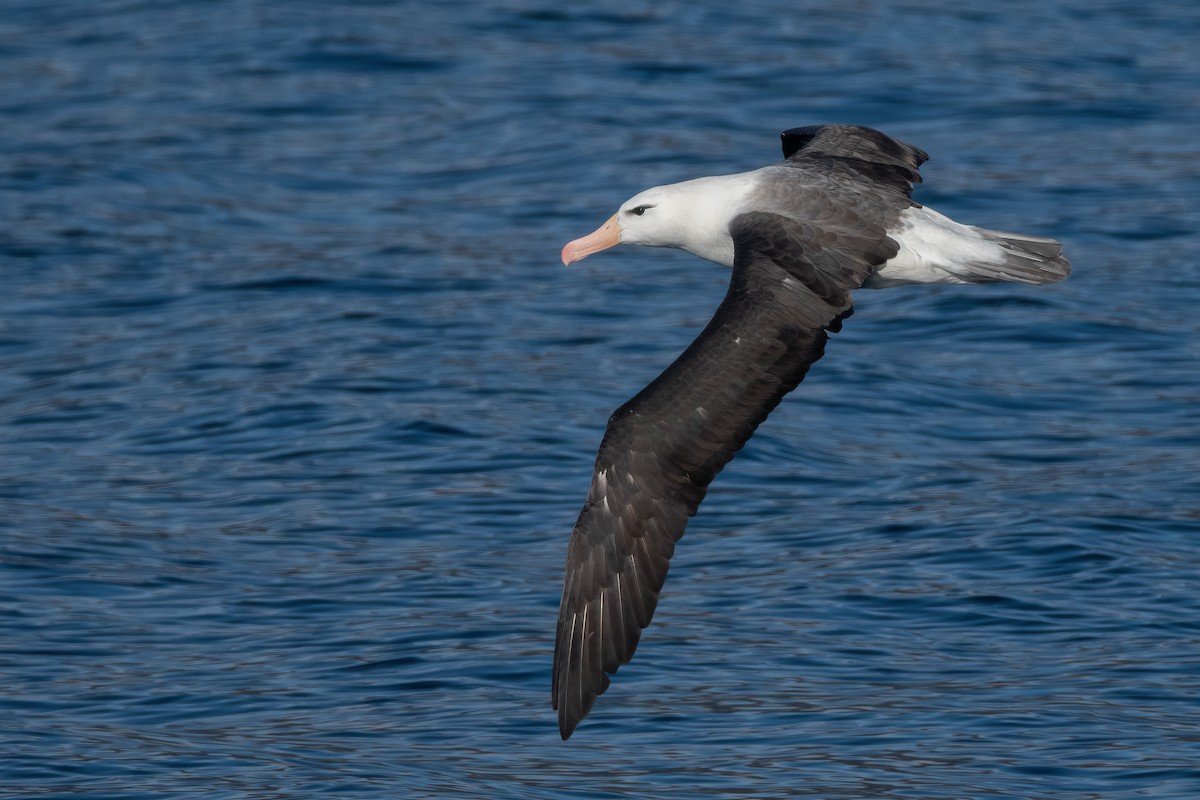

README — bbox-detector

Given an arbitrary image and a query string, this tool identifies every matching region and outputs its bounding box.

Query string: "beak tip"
[561,213,620,267]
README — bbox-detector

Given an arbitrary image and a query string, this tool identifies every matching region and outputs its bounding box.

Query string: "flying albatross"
[552,124,1069,739]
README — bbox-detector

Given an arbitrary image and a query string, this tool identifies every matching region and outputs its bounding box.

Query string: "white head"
[561,175,748,267]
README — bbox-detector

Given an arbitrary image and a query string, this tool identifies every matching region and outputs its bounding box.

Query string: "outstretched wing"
[552,207,898,739]
[780,124,928,198]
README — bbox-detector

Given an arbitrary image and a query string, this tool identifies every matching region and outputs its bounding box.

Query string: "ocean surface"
[2,1,1199,798]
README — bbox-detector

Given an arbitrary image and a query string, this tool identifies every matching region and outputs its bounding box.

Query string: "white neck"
[627,171,763,267]
[675,172,762,266]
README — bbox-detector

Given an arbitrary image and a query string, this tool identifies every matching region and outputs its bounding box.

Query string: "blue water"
[2,1,1199,797]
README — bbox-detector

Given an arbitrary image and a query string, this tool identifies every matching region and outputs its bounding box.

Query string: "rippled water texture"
[3,1,1199,798]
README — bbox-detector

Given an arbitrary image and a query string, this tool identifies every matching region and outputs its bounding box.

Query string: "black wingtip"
[554,679,593,739]
[780,125,825,159]
[559,715,578,740]
[552,657,584,739]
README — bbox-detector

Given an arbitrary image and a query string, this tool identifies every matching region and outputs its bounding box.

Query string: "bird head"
[561,187,681,266]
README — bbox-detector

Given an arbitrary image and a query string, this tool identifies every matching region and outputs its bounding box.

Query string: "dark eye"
[628,205,652,216]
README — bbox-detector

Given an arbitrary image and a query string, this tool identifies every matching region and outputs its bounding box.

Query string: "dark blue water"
[3,1,1199,797]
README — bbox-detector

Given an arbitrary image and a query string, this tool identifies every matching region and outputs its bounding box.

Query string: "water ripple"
[2,0,1199,798]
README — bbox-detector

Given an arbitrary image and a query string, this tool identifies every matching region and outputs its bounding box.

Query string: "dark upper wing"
[552,209,898,739]
[780,124,929,198]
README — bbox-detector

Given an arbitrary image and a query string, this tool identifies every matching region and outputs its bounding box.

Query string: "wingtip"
[559,716,578,740]
[552,660,581,739]
[553,683,586,739]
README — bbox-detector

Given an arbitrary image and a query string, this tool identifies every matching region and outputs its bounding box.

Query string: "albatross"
[552,124,1069,739]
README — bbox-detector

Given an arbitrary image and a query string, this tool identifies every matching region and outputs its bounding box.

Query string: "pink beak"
[561,214,621,266]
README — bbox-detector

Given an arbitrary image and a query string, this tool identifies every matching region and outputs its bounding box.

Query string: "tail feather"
[868,206,1072,289]
[966,227,1071,285]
